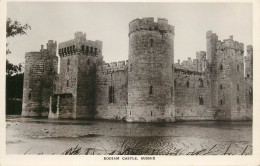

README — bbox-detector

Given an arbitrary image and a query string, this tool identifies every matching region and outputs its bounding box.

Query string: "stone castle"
[21,17,253,122]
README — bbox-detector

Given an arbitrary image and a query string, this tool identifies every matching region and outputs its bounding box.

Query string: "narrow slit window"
[67,80,69,87]
[150,39,153,47]
[186,81,189,88]
[237,96,240,104]
[149,86,153,95]
[86,46,89,55]
[109,86,115,103]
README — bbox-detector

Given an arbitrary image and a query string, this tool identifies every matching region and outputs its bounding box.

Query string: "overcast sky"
[7,2,252,65]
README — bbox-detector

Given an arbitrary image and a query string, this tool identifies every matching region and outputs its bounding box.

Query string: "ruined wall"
[95,61,128,120]
[174,68,213,121]
[127,18,175,122]
[22,41,58,117]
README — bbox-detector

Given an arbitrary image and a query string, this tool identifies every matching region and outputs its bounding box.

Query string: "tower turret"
[127,17,175,122]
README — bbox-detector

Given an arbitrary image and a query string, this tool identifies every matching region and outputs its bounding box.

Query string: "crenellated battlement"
[216,36,244,51]
[129,17,174,36]
[97,60,128,74]
[174,52,207,73]
[58,32,102,58]
[247,45,253,51]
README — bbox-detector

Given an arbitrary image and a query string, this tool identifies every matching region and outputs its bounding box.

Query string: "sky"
[7,2,252,65]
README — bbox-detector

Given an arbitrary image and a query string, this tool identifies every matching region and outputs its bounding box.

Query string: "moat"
[6,116,252,155]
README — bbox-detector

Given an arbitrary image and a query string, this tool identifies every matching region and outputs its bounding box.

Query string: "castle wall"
[174,68,213,121]
[95,61,128,120]
[22,41,58,117]
[127,18,175,122]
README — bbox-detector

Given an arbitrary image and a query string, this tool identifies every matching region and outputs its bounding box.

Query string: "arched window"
[199,79,204,87]
[220,99,223,105]
[220,63,223,70]
[237,64,239,71]
[67,59,70,65]
[150,39,153,47]
[149,86,153,95]
[186,81,189,88]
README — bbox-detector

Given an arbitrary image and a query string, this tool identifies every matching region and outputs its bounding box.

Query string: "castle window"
[67,47,69,52]
[171,86,173,98]
[67,59,70,65]
[109,86,115,103]
[90,47,93,54]
[186,81,189,88]
[86,46,89,55]
[81,45,85,51]
[59,49,61,54]
[199,96,204,105]
[151,111,153,116]
[220,99,223,105]
[237,96,240,104]
[87,59,90,65]
[149,86,153,95]
[174,79,177,88]
[237,84,239,91]
[29,92,32,100]
[249,87,253,104]
[199,79,204,87]
[67,80,69,87]
[130,111,131,115]
[73,45,75,51]
[95,48,97,55]
[220,84,222,90]
[70,46,72,52]
[150,39,153,48]
[220,63,223,70]
[237,64,239,71]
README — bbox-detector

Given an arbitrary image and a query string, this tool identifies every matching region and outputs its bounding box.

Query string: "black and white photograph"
[1,1,260,165]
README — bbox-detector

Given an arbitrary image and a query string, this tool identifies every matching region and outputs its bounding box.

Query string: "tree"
[6,18,31,54]
[6,18,31,115]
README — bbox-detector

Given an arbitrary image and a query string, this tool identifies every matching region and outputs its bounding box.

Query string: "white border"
[1,0,259,166]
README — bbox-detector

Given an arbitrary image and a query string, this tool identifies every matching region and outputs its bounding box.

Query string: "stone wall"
[95,61,128,120]
[22,41,58,117]
[127,18,175,122]
[174,68,213,121]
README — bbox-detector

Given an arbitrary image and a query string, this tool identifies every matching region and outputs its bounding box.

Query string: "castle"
[21,17,253,122]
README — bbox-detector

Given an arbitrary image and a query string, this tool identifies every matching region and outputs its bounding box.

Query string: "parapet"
[97,60,128,73]
[216,36,244,51]
[129,17,174,36]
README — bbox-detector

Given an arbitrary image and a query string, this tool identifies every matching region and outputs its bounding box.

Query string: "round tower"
[127,17,175,122]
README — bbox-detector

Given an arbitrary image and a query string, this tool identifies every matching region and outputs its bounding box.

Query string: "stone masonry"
[22,17,253,122]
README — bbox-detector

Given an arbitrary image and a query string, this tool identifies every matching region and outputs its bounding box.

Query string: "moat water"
[6,115,252,155]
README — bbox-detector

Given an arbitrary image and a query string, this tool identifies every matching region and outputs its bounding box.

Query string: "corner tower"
[127,18,175,122]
